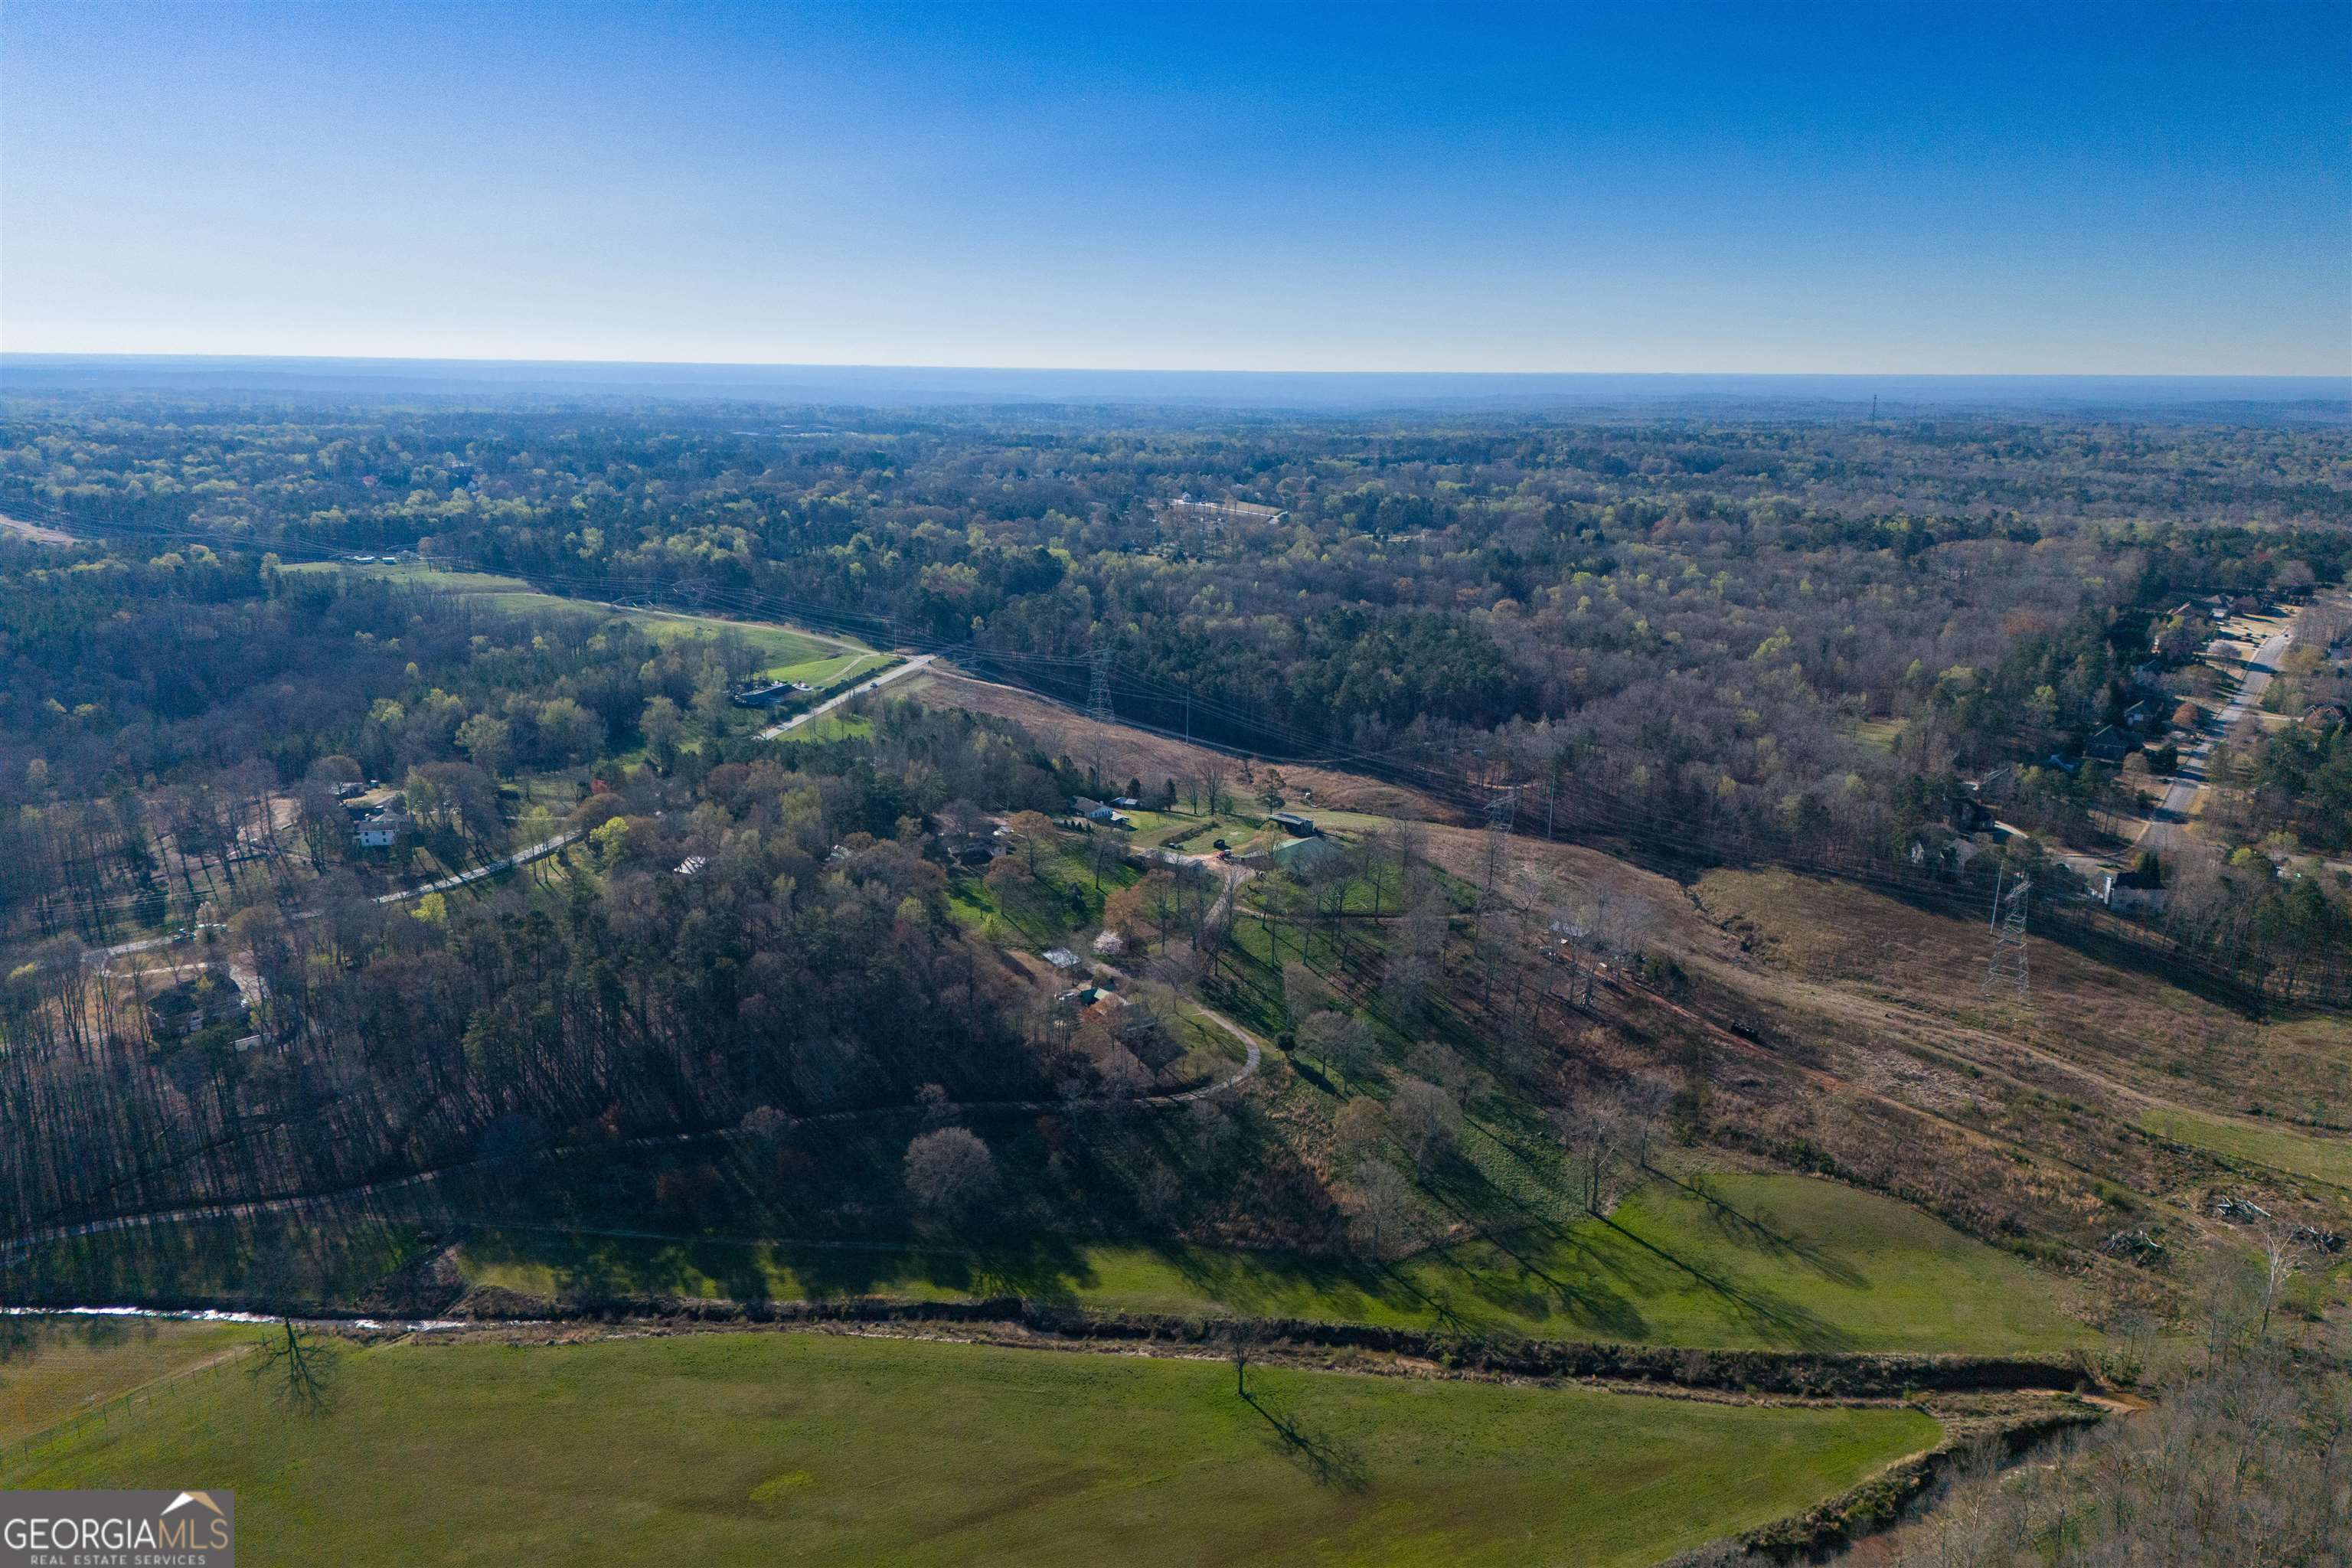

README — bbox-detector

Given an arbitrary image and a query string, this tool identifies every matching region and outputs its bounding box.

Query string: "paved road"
[2138,622,2293,851]
[376,829,582,904]
[756,654,935,740]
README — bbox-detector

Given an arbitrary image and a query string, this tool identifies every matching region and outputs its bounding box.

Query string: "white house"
[354,811,410,848]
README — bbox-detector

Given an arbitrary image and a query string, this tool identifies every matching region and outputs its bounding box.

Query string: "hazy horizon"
[8,352,2344,420]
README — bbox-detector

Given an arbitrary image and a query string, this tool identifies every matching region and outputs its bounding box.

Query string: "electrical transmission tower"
[1984,867,2030,1003]
[1087,645,1114,724]
[1479,786,1518,907]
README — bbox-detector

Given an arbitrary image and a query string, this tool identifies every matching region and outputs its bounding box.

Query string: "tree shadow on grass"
[1412,1151,1651,1340]
[459,1220,1101,1310]
[1593,1216,1854,1352]
[1654,1171,1867,1289]
[1242,1386,1370,1492]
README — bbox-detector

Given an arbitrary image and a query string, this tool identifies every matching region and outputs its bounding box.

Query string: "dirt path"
[915,668,1460,822]
[0,513,77,545]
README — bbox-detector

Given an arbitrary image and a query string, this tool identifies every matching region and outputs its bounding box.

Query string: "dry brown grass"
[909,670,1463,823]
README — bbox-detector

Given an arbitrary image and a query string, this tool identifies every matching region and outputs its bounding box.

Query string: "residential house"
[354,811,410,848]
[730,680,796,709]
[145,968,249,1041]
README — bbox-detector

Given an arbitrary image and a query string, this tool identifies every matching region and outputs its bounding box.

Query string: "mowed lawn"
[15,1332,1939,1568]
[2,1316,255,1444]
[462,1174,2089,1354]
[2140,1107,2352,1190]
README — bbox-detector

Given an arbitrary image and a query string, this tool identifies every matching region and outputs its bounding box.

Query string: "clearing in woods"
[11,1330,1939,1568]
[280,562,858,668]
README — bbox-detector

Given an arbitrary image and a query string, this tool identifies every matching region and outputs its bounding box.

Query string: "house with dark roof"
[730,680,798,709]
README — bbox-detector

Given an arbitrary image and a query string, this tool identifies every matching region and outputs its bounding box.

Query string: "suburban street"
[2138,618,2295,851]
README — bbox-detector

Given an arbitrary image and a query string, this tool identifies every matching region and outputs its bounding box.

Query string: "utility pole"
[1088,645,1114,725]
[1985,868,2030,1003]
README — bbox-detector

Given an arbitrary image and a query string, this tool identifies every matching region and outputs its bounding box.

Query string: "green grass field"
[1,1316,255,1445]
[778,710,874,743]
[624,608,841,668]
[2140,1107,2352,1189]
[13,1331,1938,1567]
[283,562,858,668]
[459,1173,2089,1354]
[281,560,532,593]
[947,833,1140,948]
[766,648,890,687]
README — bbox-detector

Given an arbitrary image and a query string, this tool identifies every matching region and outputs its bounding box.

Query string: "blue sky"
[3,1,2344,373]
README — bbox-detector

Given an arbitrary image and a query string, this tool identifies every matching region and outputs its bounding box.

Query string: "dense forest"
[6,397,2348,996]
[0,694,1082,1227]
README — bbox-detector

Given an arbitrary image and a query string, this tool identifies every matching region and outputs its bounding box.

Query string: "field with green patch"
[777,710,876,743]
[766,648,892,687]
[1,1316,255,1445]
[948,831,1140,948]
[459,1173,2088,1354]
[2140,1107,2352,1189]
[13,1331,1939,1567]
[626,608,841,666]
[283,561,861,668]
[280,560,532,593]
